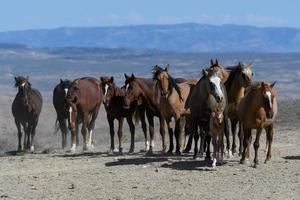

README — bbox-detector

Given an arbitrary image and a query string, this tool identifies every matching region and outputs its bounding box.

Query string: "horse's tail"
[54,118,60,134]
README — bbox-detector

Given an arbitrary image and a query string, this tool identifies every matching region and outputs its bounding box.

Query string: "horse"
[123,73,167,154]
[152,65,197,154]
[12,76,43,152]
[238,81,277,167]
[188,59,229,160]
[66,77,102,152]
[209,105,225,167]
[100,76,148,154]
[225,62,253,155]
[53,79,74,149]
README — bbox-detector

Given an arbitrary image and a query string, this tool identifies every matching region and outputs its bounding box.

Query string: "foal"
[209,106,225,167]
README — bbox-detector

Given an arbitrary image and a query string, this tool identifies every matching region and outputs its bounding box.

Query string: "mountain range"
[0,23,300,52]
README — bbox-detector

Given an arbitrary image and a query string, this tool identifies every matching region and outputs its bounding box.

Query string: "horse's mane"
[245,81,262,95]
[152,65,183,101]
[224,65,240,91]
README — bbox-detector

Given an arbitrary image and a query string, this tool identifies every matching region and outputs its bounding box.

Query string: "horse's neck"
[228,79,245,103]
[137,78,159,106]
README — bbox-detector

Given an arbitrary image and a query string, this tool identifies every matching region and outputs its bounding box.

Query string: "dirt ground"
[0,98,299,200]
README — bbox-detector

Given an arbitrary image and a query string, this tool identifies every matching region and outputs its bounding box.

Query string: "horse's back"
[77,77,102,108]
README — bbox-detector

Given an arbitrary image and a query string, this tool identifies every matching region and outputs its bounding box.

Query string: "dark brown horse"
[66,77,102,152]
[12,76,43,152]
[225,62,253,155]
[188,59,229,159]
[123,73,166,154]
[238,81,277,167]
[152,65,197,154]
[53,79,73,149]
[100,76,148,154]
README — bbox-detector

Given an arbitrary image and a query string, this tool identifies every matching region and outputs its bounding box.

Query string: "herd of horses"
[11,59,278,168]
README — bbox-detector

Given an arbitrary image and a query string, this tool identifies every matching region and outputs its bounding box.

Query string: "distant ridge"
[0,23,299,52]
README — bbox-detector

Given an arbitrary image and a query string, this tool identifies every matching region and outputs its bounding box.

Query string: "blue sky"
[0,0,299,31]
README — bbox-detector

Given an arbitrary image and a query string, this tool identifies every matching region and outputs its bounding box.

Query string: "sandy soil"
[0,97,299,200]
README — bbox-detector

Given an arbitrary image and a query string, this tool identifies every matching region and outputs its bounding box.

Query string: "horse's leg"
[176,116,186,155]
[231,118,238,155]
[146,112,155,154]
[174,119,181,155]
[108,116,115,154]
[265,124,274,163]
[212,136,217,167]
[26,124,31,150]
[220,133,225,164]
[58,116,68,149]
[81,113,89,151]
[139,108,149,151]
[116,117,124,155]
[22,122,27,150]
[30,119,38,152]
[87,104,100,149]
[238,121,244,156]
[199,127,205,158]
[205,131,212,160]
[193,120,199,159]
[240,126,251,164]
[166,119,174,154]
[253,128,262,167]
[15,119,22,151]
[224,115,232,158]
[159,116,166,153]
[127,116,135,153]
[183,116,193,153]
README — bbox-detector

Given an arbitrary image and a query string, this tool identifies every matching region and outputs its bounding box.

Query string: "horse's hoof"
[167,149,173,155]
[183,149,190,153]
[226,150,233,159]
[264,159,271,164]
[107,150,114,155]
[240,158,250,165]
[145,150,153,156]
[128,149,134,154]
[175,150,181,156]
[205,156,212,161]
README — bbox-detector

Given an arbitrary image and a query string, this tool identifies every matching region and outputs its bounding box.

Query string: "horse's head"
[100,76,115,107]
[123,73,142,109]
[238,62,253,87]
[211,106,224,126]
[203,59,227,103]
[59,79,72,97]
[14,76,31,106]
[66,79,80,130]
[261,81,276,119]
[152,64,170,98]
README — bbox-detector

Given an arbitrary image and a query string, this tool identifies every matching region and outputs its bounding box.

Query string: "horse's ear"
[14,76,18,82]
[124,73,130,80]
[110,76,114,83]
[60,79,64,84]
[164,64,169,72]
[202,69,208,77]
[74,79,80,85]
[100,76,104,82]
[270,81,276,88]
[215,59,219,66]
[211,59,214,66]
[131,73,135,79]
[248,62,253,68]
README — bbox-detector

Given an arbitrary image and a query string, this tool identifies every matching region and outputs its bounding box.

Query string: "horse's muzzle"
[216,95,223,103]
[267,111,273,119]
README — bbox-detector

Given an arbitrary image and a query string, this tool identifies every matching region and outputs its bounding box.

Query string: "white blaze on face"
[125,84,129,91]
[243,67,252,77]
[209,74,223,98]
[21,82,26,88]
[104,84,109,96]
[64,88,68,96]
[266,91,272,109]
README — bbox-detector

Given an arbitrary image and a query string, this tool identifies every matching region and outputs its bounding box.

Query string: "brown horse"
[238,81,277,167]
[152,65,197,154]
[66,77,102,152]
[225,62,253,155]
[100,76,148,154]
[53,79,74,149]
[12,76,43,152]
[188,59,229,159]
[123,73,167,154]
[209,105,225,167]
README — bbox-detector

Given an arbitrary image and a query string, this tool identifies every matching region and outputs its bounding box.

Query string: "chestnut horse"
[12,76,43,152]
[53,79,73,149]
[66,77,102,152]
[100,76,148,154]
[123,73,167,154]
[238,81,277,167]
[152,65,197,154]
[188,59,229,159]
[225,62,253,155]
